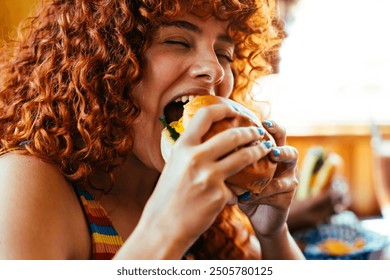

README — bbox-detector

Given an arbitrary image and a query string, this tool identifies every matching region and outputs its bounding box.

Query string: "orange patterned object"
[317,238,365,256]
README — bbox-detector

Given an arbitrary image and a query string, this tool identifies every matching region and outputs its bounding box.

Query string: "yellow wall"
[0,0,39,42]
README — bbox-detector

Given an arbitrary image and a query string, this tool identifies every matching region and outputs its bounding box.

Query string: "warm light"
[254,0,390,130]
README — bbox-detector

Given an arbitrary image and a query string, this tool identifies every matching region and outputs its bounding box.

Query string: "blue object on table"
[293,224,389,260]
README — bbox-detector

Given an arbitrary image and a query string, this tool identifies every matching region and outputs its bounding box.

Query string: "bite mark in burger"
[160,95,278,198]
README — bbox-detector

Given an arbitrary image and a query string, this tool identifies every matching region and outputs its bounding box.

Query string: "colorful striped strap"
[75,187,124,259]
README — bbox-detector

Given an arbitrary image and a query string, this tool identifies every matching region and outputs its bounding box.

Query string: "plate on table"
[293,223,389,260]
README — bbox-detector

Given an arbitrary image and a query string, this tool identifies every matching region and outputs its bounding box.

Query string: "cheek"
[228,70,235,92]
[221,69,235,98]
[143,50,180,86]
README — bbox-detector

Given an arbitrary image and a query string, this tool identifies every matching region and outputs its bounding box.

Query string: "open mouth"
[163,95,197,124]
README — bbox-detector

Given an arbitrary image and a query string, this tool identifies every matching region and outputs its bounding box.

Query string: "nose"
[188,52,225,85]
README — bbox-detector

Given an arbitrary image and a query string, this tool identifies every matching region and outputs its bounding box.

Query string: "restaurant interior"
[1,0,389,260]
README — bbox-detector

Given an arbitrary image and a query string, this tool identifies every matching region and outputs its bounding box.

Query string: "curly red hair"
[0,0,285,259]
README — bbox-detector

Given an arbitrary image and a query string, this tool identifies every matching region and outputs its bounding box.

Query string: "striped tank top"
[75,187,193,260]
[75,187,124,259]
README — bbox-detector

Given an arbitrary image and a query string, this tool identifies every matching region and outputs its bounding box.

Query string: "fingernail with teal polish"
[272,147,280,157]
[263,141,272,149]
[239,192,252,201]
[257,127,265,136]
[264,120,273,127]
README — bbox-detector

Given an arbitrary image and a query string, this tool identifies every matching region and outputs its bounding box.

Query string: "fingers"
[201,126,266,160]
[179,102,270,161]
[181,104,238,145]
[177,108,297,210]
[218,141,272,178]
[268,145,298,166]
[237,145,299,205]
[239,177,298,209]
[262,120,286,146]
[225,187,238,205]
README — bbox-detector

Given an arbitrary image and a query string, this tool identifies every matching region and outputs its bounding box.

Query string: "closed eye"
[217,53,233,63]
[164,40,190,48]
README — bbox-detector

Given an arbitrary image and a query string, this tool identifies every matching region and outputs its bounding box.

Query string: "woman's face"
[130,13,235,171]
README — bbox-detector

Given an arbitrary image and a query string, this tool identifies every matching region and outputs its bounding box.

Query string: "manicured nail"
[263,141,272,149]
[263,120,273,127]
[272,147,280,157]
[257,127,265,136]
[238,192,252,201]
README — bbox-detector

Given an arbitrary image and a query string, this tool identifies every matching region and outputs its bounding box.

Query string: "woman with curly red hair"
[0,0,303,259]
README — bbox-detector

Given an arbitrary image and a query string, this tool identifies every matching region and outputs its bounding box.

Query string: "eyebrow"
[161,20,234,44]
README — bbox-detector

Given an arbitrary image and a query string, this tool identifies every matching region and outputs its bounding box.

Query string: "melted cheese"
[170,118,185,134]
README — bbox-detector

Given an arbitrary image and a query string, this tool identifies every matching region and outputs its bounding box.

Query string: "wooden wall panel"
[286,124,390,218]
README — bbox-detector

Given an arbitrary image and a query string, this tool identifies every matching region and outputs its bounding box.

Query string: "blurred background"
[256,0,390,219]
[1,0,389,219]
[0,0,39,43]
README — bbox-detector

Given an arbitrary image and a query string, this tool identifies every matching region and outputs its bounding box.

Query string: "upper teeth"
[175,95,197,103]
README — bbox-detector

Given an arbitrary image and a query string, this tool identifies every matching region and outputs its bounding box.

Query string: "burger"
[160,95,277,197]
[295,146,344,200]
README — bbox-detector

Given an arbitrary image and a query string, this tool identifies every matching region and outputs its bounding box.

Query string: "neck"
[86,154,160,239]
[113,153,160,206]
[84,153,160,209]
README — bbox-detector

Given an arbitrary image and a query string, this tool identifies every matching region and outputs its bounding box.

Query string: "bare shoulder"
[0,152,64,182]
[0,153,71,200]
[0,153,90,259]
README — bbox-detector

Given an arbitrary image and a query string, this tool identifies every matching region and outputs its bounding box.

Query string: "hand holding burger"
[160,95,277,197]
[157,95,302,258]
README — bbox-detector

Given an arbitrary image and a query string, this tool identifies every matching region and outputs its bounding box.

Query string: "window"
[254,0,390,131]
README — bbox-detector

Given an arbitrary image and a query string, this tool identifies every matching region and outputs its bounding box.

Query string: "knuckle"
[274,178,285,190]
[174,146,205,169]
[275,176,299,192]
[246,127,258,140]
[229,129,242,143]
[291,177,299,189]
[272,121,286,135]
[247,127,260,140]
[197,104,229,119]
[190,148,206,163]
[279,125,287,136]
[289,146,299,159]
[273,177,288,191]
[242,146,260,163]
[193,174,228,205]
[192,172,214,190]
[212,189,227,204]
[196,106,209,117]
